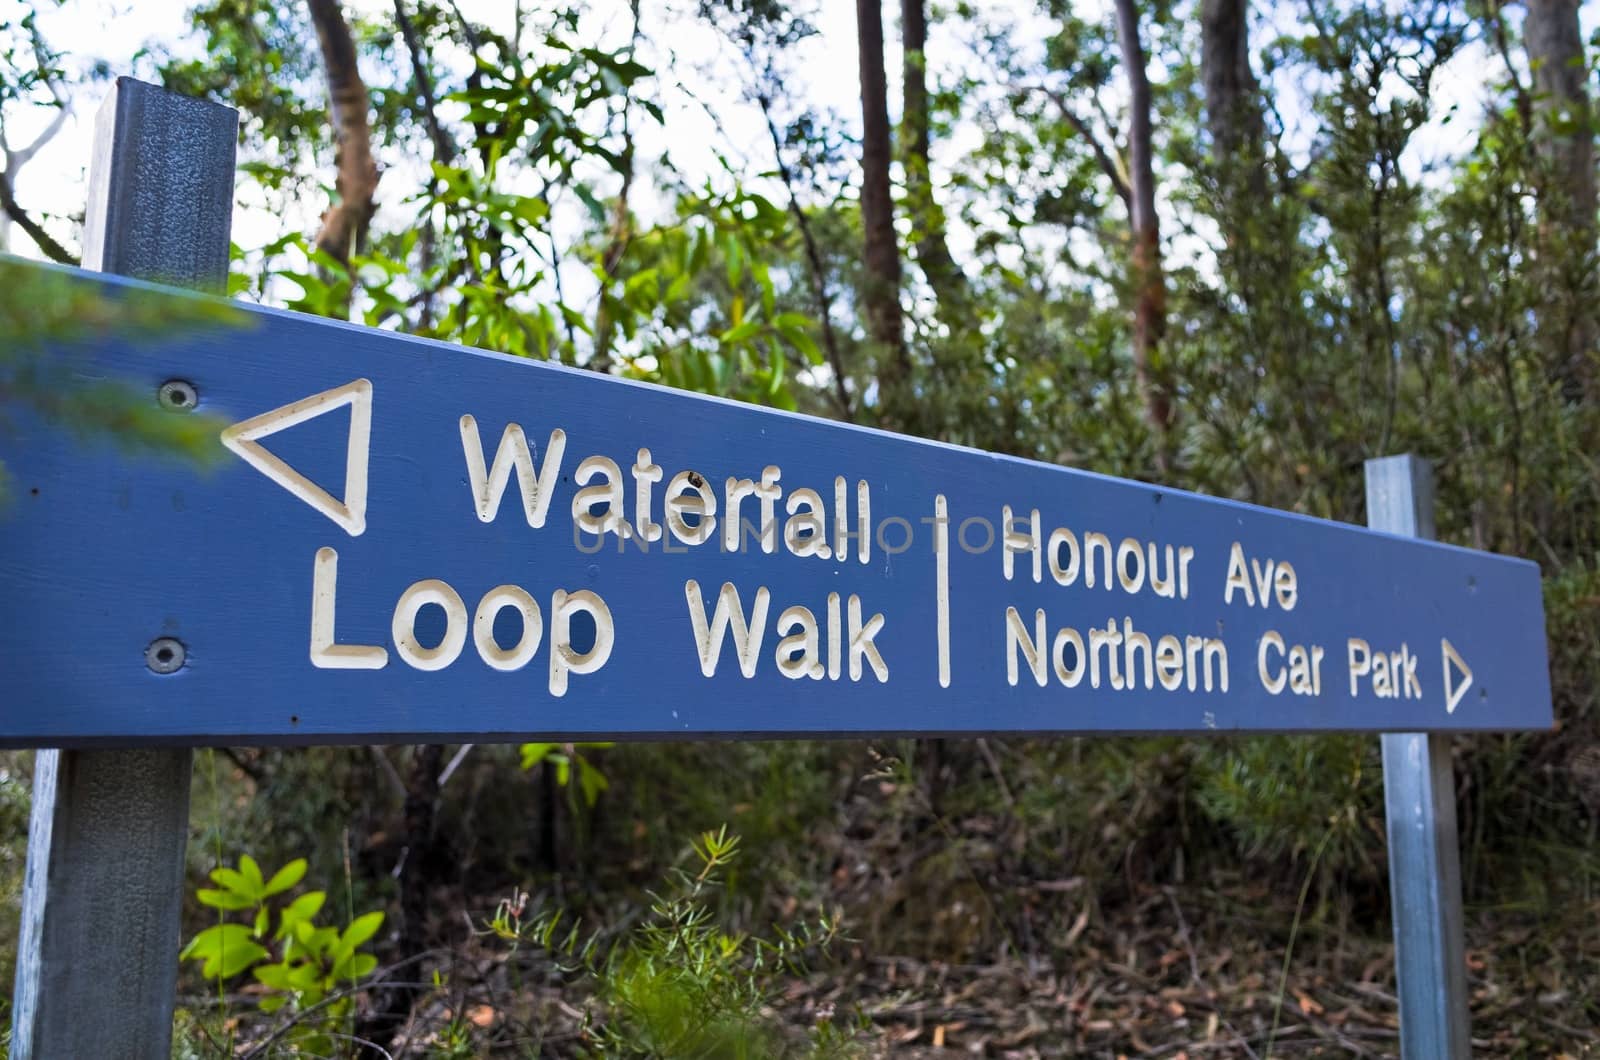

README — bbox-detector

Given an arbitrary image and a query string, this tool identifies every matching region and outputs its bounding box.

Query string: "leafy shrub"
[499,827,860,1058]
[181,855,385,1054]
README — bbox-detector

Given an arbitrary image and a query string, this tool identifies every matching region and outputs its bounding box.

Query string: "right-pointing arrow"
[1442,638,1473,715]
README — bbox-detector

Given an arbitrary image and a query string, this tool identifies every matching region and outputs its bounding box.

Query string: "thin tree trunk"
[394,0,454,331]
[1113,0,1173,456]
[1523,0,1596,402]
[901,0,967,316]
[358,743,447,1048]
[590,0,641,375]
[308,0,380,264]
[1199,0,1261,166]
[855,0,910,424]
[901,0,958,783]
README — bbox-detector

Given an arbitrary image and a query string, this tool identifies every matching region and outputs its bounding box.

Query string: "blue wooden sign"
[0,264,1552,745]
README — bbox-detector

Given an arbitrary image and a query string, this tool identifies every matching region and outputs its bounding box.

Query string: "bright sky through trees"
[4,0,1576,269]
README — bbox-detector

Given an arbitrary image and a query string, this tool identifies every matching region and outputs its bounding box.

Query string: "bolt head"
[145,637,186,674]
[158,380,198,411]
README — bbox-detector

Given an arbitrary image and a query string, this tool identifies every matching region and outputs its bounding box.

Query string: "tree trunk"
[1199,0,1261,165]
[901,0,967,316]
[1113,0,1173,454]
[856,0,910,423]
[307,0,380,264]
[590,0,641,375]
[358,743,448,1049]
[1523,0,1596,402]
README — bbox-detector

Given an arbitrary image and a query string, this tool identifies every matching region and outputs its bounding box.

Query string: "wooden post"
[1365,454,1472,1058]
[11,78,237,1059]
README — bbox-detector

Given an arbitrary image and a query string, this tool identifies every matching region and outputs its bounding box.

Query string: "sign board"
[0,264,1552,745]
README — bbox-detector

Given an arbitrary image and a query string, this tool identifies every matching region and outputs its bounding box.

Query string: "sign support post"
[1366,454,1472,1058]
[11,79,237,1059]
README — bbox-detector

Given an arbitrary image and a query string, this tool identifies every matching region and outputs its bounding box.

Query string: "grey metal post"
[1366,454,1471,1058]
[12,79,237,1059]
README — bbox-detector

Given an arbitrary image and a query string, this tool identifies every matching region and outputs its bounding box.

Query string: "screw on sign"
[157,378,198,411]
[144,637,186,674]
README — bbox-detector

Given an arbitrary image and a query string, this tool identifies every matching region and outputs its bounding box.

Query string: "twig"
[238,955,443,1060]
[320,1030,395,1059]
[0,173,76,264]
[756,91,853,421]
[973,738,1015,808]
[219,747,266,785]
[368,745,409,801]
[1265,827,1334,1058]
[437,743,474,789]
[1035,85,1132,208]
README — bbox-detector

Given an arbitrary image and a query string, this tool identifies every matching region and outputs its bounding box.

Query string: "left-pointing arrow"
[220,378,374,536]
[1442,638,1473,715]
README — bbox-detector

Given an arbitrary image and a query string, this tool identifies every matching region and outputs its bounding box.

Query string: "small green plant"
[494,826,860,1058]
[520,740,613,806]
[181,855,385,1052]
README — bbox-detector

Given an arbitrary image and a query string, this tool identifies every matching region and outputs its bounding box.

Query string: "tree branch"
[2,98,69,175]
[0,19,74,260]
[0,171,76,264]
[393,0,456,168]
[1038,85,1132,208]
[307,0,381,263]
[1486,0,1531,129]
[758,92,853,421]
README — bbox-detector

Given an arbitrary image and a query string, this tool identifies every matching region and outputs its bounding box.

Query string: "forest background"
[2,0,1600,1054]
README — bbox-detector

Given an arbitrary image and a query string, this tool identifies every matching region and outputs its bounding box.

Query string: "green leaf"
[577,757,609,807]
[208,865,254,899]
[196,887,254,911]
[182,924,269,980]
[287,961,323,991]
[720,320,762,346]
[664,271,693,305]
[689,229,710,275]
[520,742,557,769]
[278,891,327,937]
[292,917,321,950]
[786,328,823,366]
[572,182,605,224]
[341,910,385,951]
[252,962,295,990]
[557,303,593,336]
[262,858,307,898]
[238,854,266,895]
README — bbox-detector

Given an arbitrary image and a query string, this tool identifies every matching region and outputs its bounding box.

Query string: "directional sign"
[0,264,1552,745]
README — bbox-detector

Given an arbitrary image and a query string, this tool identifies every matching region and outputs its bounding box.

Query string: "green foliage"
[181,855,384,1052]
[521,740,613,807]
[7,1,1597,1043]
[0,261,237,503]
[1193,736,1381,877]
[0,757,31,992]
[500,827,860,1058]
